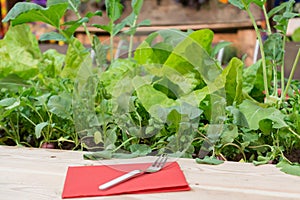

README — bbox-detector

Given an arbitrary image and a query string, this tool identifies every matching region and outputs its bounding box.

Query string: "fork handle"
[99,169,144,190]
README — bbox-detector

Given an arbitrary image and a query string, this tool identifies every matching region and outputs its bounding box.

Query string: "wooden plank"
[75,21,260,34]
[67,0,262,27]
[1,146,300,200]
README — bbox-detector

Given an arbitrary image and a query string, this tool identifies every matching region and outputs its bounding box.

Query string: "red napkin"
[62,162,190,198]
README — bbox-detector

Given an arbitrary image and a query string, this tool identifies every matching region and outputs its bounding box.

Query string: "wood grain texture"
[1,146,300,200]
[66,0,261,27]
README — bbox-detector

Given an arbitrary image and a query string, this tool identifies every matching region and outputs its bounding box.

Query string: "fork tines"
[153,153,168,168]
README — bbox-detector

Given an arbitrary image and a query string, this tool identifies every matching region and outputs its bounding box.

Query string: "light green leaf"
[35,122,49,139]
[0,24,40,79]
[239,100,288,130]
[277,160,300,176]
[94,131,102,144]
[222,57,244,105]
[0,98,18,107]
[61,38,90,79]
[135,83,177,111]
[129,144,152,156]
[47,93,72,119]
[221,124,239,144]
[41,49,65,77]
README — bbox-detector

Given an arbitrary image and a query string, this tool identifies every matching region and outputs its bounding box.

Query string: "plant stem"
[282,48,300,101]
[128,15,138,58]
[262,5,272,35]
[110,28,114,62]
[246,6,270,98]
[280,35,287,98]
[69,0,93,45]
[112,136,137,153]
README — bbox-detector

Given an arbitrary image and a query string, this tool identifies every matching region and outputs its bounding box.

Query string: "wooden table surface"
[1,145,300,200]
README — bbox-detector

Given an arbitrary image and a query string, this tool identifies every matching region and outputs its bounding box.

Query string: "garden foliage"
[1,0,300,175]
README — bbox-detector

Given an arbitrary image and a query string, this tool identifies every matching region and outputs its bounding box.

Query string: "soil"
[284,149,300,164]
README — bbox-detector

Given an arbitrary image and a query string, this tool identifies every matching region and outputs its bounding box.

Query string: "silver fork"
[99,153,168,190]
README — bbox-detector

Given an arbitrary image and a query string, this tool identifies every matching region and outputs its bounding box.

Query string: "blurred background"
[1,0,300,78]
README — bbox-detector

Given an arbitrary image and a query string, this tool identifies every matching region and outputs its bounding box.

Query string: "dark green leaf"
[263,33,283,63]
[2,2,68,28]
[39,32,67,42]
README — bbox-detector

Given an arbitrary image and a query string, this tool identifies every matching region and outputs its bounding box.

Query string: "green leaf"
[129,144,152,156]
[94,131,103,144]
[105,0,124,22]
[138,19,151,26]
[221,124,239,144]
[135,82,177,111]
[263,33,283,63]
[83,151,113,160]
[0,98,18,107]
[112,21,127,36]
[132,0,144,15]
[222,57,244,105]
[277,160,300,176]
[251,0,266,7]
[86,10,102,18]
[253,155,271,166]
[61,38,90,79]
[35,122,49,139]
[239,100,288,130]
[63,17,90,38]
[242,60,269,101]
[196,156,224,165]
[2,2,68,28]
[92,24,111,33]
[47,93,72,119]
[40,49,65,77]
[47,0,80,11]
[39,32,67,42]
[0,24,40,79]
[228,0,246,10]
[211,41,231,58]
